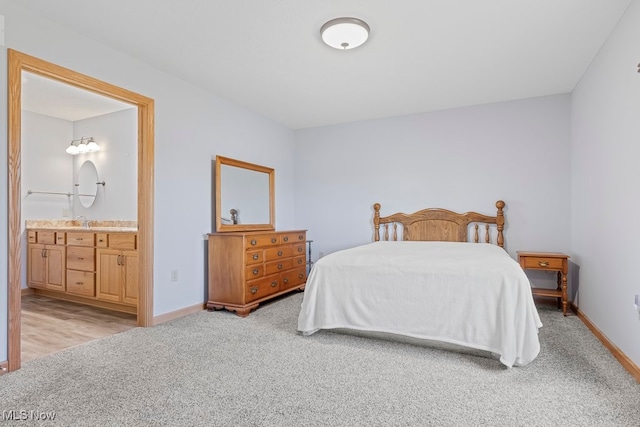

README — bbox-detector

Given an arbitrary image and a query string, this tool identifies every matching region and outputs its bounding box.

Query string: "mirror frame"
[214,155,275,232]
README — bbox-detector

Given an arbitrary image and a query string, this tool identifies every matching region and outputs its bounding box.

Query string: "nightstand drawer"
[521,256,564,270]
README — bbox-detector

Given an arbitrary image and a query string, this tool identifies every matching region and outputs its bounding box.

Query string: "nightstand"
[517,251,570,316]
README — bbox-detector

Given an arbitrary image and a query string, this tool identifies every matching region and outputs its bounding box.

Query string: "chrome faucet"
[75,215,90,229]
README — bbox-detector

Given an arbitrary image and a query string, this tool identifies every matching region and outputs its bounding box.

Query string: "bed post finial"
[374,203,381,242]
[496,200,505,248]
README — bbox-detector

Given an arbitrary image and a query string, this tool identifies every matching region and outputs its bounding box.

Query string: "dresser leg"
[561,272,568,316]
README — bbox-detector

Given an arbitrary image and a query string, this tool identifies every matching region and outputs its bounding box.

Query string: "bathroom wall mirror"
[214,155,275,232]
[76,160,99,208]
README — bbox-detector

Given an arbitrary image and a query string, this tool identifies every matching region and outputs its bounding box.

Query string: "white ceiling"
[9,0,633,129]
[22,72,134,122]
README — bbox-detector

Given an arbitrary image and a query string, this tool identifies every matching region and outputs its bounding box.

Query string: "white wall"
[0,1,296,361]
[571,0,640,367]
[22,111,74,220]
[294,94,572,270]
[73,109,137,220]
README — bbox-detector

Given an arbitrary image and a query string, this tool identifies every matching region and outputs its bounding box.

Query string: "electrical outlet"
[171,269,179,282]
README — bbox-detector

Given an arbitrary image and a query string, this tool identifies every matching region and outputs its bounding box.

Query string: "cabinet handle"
[298,247,303,253]
[99,239,105,243]
[283,278,289,284]
[75,282,83,285]
[283,237,289,242]
[298,235,304,240]
[538,261,549,267]
[298,273,304,279]
[251,239,257,246]
[79,257,84,260]
[252,268,259,275]
[271,281,278,287]
[250,286,259,294]
[41,249,46,258]
[77,238,83,241]
[271,238,277,243]
[277,251,283,256]
[277,264,283,270]
[252,254,259,260]
[297,259,302,264]
[120,256,125,266]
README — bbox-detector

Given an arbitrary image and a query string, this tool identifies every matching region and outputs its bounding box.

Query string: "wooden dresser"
[207,230,307,317]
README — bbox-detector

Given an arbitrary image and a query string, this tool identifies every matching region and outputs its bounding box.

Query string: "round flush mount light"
[321,17,370,50]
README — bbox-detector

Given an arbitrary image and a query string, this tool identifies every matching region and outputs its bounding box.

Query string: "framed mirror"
[76,160,99,208]
[214,155,275,232]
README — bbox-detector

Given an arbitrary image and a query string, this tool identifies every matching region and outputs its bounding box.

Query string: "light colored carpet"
[1,292,639,426]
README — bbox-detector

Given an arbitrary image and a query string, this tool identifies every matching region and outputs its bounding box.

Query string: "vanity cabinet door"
[27,244,47,289]
[96,249,123,303]
[121,251,138,306]
[96,248,138,306]
[27,243,65,291]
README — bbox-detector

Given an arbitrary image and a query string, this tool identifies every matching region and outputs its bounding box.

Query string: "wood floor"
[21,294,137,363]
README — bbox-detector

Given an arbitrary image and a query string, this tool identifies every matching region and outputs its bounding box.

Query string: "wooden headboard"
[373,200,505,247]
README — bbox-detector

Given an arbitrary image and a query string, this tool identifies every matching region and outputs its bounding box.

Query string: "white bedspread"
[297,241,542,367]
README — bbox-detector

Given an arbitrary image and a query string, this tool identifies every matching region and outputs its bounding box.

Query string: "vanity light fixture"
[320,17,370,50]
[66,136,100,155]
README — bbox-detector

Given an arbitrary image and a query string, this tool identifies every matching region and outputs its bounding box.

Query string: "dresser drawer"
[293,255,306,268]
[245,250,263,265]
[292,243,306,256]
[265,258,293,275]
[67,246,95,271]
[245,264,264,280]
[66,270,95,297]
[521,256,564,270]
[108,233,137,250]
[280,266,307,290]
[67,232,95,247]
[281,232,306,244]
[246,275,280,302]
[265,246,293,261]
[245,234,280,248]
[36,231,56,245]
[96,233,108,248]
[56,233,66,245]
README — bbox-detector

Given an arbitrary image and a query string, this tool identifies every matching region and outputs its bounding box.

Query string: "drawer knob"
[538,261,549,267]
[284,237,289,242]
[298,273,304,279]
[271,238,277,243]
[297,259,302,264]
[271,281,278,287]
[283,278,289,284]
[251,239,257,246]
[298,235,304,240]
[252,254,259,260]
[298,247,303,253]
[250,286,259,294]
[277,251,283,256]
[277,264,283,270]
[252,268,259,275]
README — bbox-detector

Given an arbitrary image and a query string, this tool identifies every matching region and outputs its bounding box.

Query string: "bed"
[297,201,542,368]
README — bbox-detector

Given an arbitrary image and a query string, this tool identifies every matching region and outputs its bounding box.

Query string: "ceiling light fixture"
[66,136,100,155]
[320,17,370,50]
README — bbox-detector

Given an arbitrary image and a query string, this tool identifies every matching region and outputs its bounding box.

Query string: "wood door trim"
[7,49,155,372]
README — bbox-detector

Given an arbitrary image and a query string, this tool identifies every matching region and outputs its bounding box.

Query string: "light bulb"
[66,144,79,155]
[86,141,100,152]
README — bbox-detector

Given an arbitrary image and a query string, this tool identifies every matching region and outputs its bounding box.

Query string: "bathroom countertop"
[25,219,137,232]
